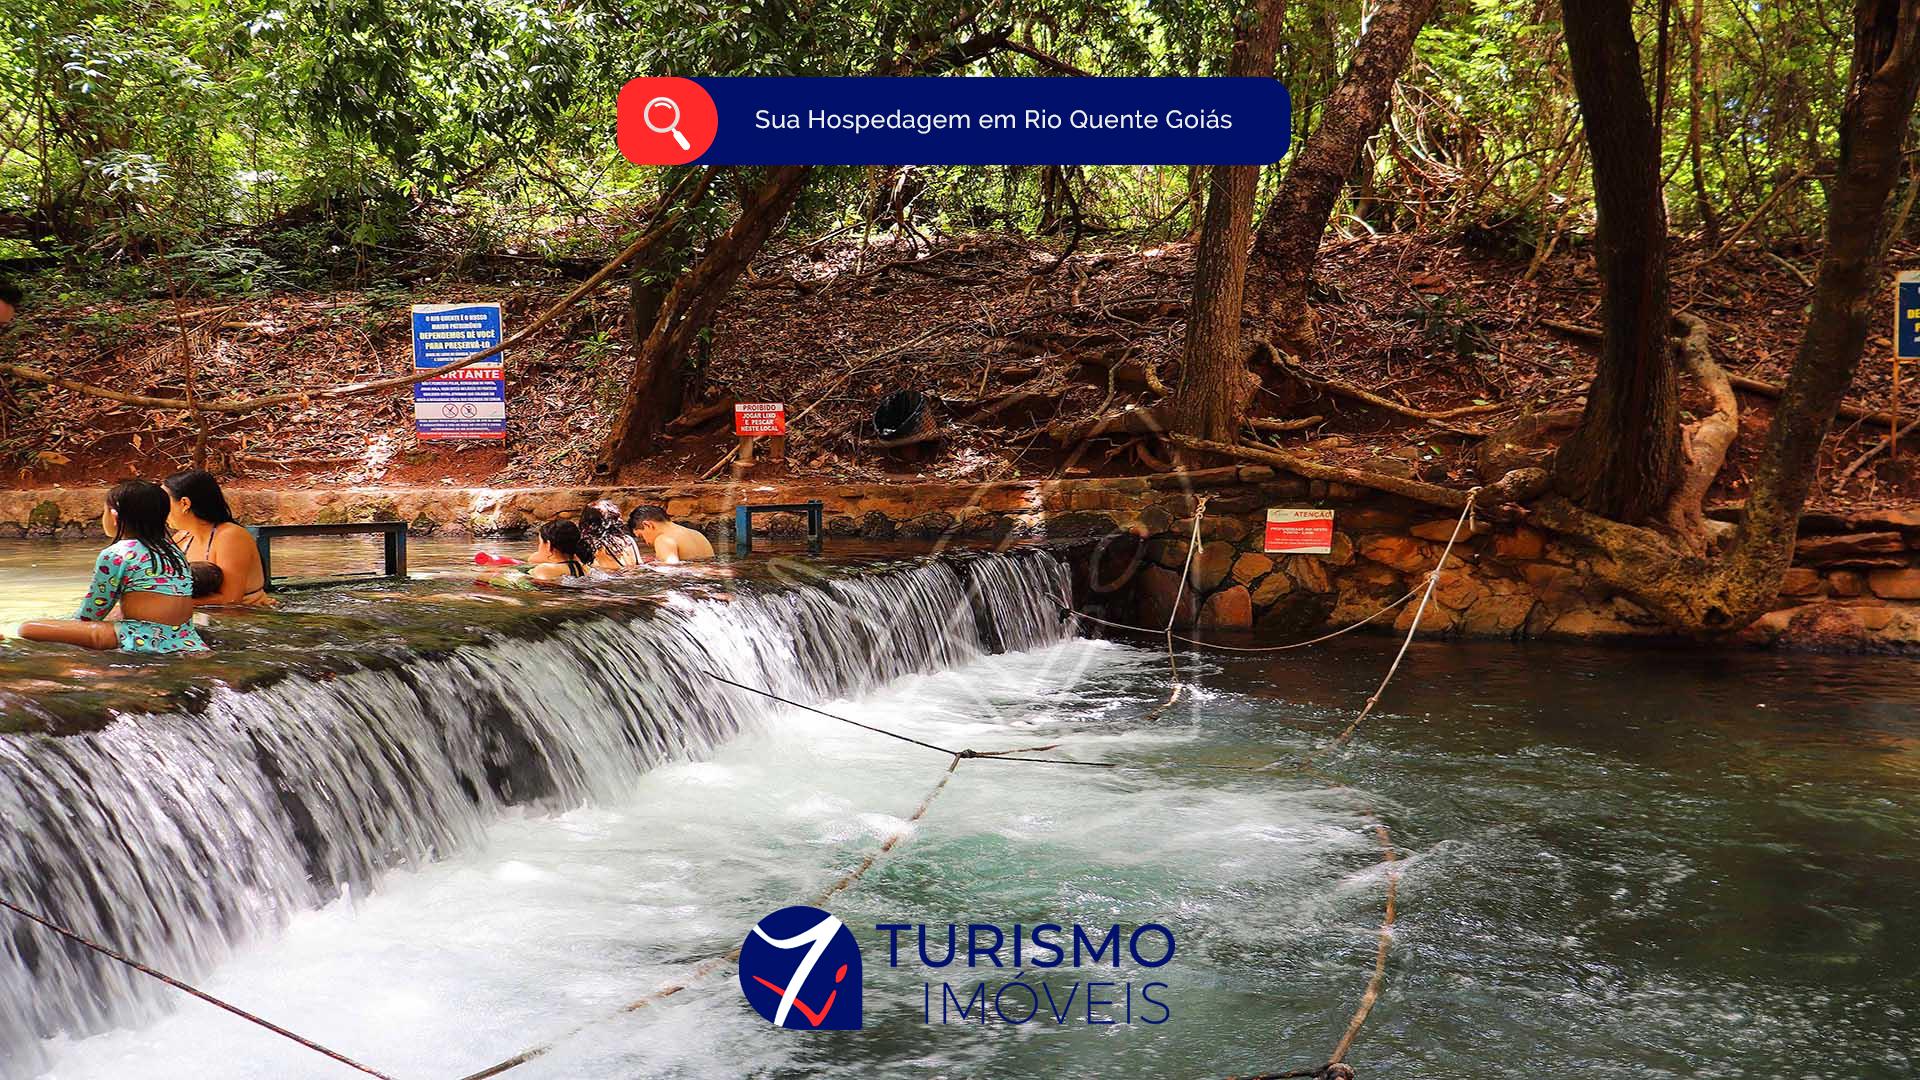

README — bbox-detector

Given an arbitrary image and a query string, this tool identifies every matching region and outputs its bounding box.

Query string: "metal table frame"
[248,521,408,592]
[733,500,824,555]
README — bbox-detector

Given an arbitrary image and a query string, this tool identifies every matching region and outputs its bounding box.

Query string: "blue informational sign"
[623,77,1290,166]
[1898,273,1920,360]
[411,303,505,440]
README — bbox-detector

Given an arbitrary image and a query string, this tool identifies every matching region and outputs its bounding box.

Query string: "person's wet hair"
[538,519,593,563]
[163,470,236,526]
[107,480,188,579]
[189,561,224,599]
[0,279,20,310]
[627,505,669,530]
[579,500,633,556]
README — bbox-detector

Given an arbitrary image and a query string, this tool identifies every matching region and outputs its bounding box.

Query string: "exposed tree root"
[665,397,738,433]
[1254,341,1503,433]
[1168,433,1548,510]
[1839,414,1920,478]
[1045,406,1166,444]
[1527,494,1779,632]
[1077,350,1171,396]
[1247,414,1325,434]
[1476,406,1582,477]
[1543,317,1906,427]
[1524,314,1774,629]
[1662,313,1737,549]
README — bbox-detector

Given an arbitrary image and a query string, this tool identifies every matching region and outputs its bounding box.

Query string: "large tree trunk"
[1167,0,1287,442]
[595,165,811,475]
[1535,0,1920,632]
[1246,0,1442,348]
[1549,0,1679,523]
[1714,0,1920,598]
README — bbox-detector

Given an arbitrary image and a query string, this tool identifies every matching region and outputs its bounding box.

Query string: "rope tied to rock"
[1053,582,1425,652]
[1143,494,1210,720]
[1314,486,1479,759]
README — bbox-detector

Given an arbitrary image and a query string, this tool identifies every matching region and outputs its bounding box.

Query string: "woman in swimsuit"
[164,470,274,607]
[19,480,208,654]
[579,500,643,571]
[526,520,602,583]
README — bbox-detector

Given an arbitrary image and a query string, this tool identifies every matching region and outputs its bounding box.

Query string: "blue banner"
[1899,274,1920,360]
[412,304,506,440]
[617,77,1289,166]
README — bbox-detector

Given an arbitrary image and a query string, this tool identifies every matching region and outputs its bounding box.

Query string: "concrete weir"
[0,547,1072,1073]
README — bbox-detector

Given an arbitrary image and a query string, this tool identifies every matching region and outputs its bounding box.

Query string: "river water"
[0,539,1916,1079]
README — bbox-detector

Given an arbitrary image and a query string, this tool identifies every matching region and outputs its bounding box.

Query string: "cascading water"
[0,549,1071,1078]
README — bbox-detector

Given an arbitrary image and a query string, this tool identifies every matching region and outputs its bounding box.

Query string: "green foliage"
[0,0,1893,288]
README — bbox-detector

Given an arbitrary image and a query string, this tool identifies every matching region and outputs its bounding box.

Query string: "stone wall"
[5,473,1918,651]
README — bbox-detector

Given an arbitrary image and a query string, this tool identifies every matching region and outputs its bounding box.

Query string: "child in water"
[478,520,608,588]
[18,481,208,653]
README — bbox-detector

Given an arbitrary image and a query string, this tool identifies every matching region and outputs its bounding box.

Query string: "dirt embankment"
[0,230,1913,514]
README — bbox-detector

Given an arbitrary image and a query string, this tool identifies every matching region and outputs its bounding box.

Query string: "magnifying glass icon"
[644,96,692,151]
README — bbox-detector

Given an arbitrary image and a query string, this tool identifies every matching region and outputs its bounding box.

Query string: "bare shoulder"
[653,533,682,563]
[673,523,716,559]
[210,524,259,564]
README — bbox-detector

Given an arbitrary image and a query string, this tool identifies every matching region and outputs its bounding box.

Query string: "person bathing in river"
[18,481,208,654]
[579,500,642,571]
[164,470,273,607]
[525,519,606,583]
[627,505,714,564]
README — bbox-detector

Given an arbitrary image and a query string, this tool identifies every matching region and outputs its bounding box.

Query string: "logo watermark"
[741,909,1175,1029]
[738,905,864,1030]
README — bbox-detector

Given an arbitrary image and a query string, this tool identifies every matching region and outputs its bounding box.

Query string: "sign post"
[411,303,506,441]
[732,402,787,477]
[1895,272,1920,457]
[1264,509,1335,555]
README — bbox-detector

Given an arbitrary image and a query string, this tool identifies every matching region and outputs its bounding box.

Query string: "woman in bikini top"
[526,519,605,583]
[163,469,275,606]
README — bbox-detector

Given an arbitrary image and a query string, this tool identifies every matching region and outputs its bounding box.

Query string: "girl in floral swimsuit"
[18,480,208,654]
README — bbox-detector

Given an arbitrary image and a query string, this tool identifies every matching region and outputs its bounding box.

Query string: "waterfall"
[0,549,1071,1077]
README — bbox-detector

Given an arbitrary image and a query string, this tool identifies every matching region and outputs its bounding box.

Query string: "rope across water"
[2,493,1479,1079]
[0,896,399,1079]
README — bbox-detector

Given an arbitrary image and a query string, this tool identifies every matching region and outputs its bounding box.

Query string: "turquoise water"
[0,542,1916,1077]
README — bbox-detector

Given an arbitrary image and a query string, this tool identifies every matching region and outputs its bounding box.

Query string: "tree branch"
[1169,433,1549,509]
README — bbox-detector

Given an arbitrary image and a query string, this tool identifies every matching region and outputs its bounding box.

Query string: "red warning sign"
[1264,509,1335,554]
[734,402,786,436]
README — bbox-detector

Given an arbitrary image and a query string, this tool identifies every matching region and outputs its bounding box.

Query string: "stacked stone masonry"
[4,469,1917,651]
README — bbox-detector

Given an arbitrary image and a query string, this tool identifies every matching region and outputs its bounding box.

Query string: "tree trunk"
[1685,0,1721,246]
[1247,0,1442,348]
[1717,0,1920,593]
[1038,166,1062,234]
[595,166,811,475]
[1166,0,1287,442]
[1549,0,1679,523]
[1534,0,1920,633]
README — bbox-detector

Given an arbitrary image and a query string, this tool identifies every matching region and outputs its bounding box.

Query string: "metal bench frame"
[248,521,408,592]
[733,500,824,555]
